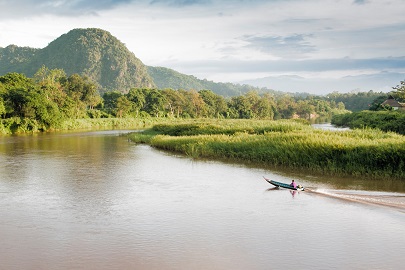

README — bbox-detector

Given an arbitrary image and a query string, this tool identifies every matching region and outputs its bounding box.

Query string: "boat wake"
[305,188,405,211]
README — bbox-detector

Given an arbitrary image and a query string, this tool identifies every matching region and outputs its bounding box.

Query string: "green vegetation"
[331,80,405,134]
[1,28,155,93]
[332,110,405,135]
[325,90,387,112]
[0,68,349,134]
[2,28,392,101]
[0,28,274,97]
[2,28,404,181]
[128,119,405,180]
[147,66,275,97]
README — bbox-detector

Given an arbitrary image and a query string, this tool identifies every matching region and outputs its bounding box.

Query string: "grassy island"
[128,119,405,180]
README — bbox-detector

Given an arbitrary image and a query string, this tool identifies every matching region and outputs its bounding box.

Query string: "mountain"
[147,66,273,97]
[240,72,405,95]
[0,28,155,93]
[0,28,273,97]
[0,45,39,74]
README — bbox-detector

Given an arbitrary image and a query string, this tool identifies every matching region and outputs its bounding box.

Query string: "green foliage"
[0,45,39,75]
[0,69,104,133]
[275,94,296,119]
[332,110,405,135]
[0,72,36,90]
[199,89,228,118]
[151,119,310,136]
[3,68,403,136]
[326,90,387,112]
[87,109,109,118]
[0,97,5,117]
[392,80,405,101]
[369,95,391,111]
[131,119,405,179]
[1,28,155,93]
[144,89,165,117]
[0,70,349,134]
[127,88,146,116]
[147,66,273,97]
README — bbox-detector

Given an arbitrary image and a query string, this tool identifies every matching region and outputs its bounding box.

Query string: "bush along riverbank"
[128,119,405,180]
[332,110,405,135]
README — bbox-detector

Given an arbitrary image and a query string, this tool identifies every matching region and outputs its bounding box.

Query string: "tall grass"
[129,119,405,179]
[0,117,178,134]
[59,118,153,130]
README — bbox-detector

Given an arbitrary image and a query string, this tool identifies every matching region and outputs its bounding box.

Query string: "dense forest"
[0,67,353,134]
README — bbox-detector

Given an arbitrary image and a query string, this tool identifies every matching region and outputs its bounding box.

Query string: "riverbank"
[0,117,178,135]
[128,119,405,180]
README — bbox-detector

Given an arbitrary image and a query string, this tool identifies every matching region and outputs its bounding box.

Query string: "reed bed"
[60,118,163,130]
[128,119,405,179]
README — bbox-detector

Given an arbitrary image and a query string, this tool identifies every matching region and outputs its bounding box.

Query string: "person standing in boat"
[290,180,297,189]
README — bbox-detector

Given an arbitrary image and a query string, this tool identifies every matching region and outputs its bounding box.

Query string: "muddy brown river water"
[1,129,404,269]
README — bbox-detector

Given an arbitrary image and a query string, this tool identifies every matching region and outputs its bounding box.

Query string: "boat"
[263,177,304,191]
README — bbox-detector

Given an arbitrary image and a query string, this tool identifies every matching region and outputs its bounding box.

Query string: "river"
[0,129,404,269]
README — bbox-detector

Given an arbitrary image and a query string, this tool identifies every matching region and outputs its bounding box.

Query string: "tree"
[296,100,315,120]
[34,65,66,88]
[116,96,132,118]
[199,89,228,118]
[64,74,100,109]
[325,90,386,112]
[392,80,405,101]
[162,88,185,118]
[336,102,345,110]
[228,95,253,119]
[0,73,35,91]
[256,93,276,119]
[103,91,122,116]
[188,89,206,118]
[4,88,31,117]
[276,95,296,119]
[126,88,146,117]
[3,86,62,129]
[0,97,5,118]
[245,91,260,117]
[177,89,194,117]
[144,89,165,117]
[369,95,390,111]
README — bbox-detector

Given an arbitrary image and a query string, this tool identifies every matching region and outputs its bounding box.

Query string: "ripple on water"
[306,188,405,211]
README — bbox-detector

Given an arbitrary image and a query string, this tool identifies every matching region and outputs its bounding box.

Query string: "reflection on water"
[0,130,405,269]
[312,123,350,131]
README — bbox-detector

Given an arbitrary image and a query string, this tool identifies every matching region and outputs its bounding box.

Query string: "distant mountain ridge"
[0,28,266,96]
[147,66,272,97]
[240,72,404,95]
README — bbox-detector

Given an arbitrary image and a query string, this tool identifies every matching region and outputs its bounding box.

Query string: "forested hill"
[147,66,280,97]
[0,28,155,93]
[0,28,276,97]
[0,45,39,73]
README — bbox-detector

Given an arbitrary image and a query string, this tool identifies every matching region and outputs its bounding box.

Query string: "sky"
[1,0,405,94]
